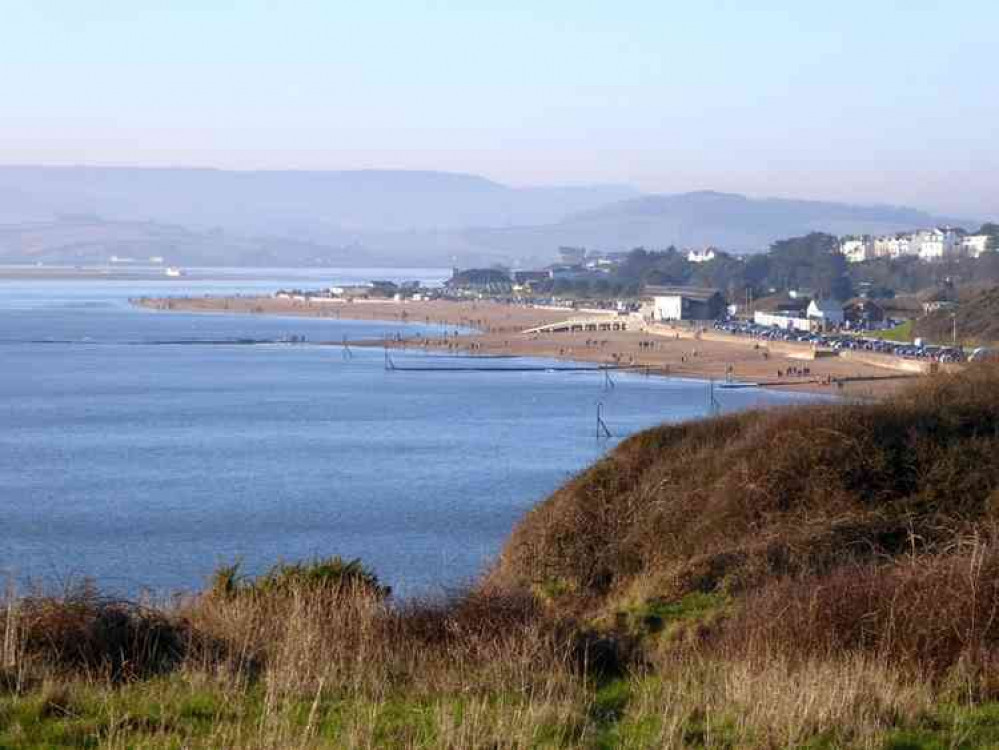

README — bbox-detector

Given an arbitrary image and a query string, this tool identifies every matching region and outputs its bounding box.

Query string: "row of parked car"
[712,320,966,363]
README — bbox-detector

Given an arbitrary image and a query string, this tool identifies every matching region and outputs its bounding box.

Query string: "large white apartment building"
[840,238,873,263]
[963,234,992,258]
[871,235,914,260]
[843,227,979,263]
[913,228,963,260]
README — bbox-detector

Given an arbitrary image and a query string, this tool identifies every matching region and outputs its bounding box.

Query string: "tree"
[764,232,850,297]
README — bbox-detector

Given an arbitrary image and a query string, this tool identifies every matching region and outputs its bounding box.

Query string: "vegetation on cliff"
[915,285,999,345]
[6,367,999,748]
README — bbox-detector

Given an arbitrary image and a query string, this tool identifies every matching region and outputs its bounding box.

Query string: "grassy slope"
[499,366,999,610]
[6,367,999,748]
[914,286,999,345]
[866,319,914,342]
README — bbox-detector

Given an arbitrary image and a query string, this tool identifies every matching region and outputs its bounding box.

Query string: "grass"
[915,286,999,346]
[881,703,999,749]
[865,319,914,342]
[7,365,999,747]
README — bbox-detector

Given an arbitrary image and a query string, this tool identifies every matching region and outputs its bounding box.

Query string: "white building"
[646,286,724,321]
[873,235,915,259]
[862,228,982,262]
[686,247,717,263]
[807,299,845,329]
[913,228,963,261]
[753,311,810,332]
[963,234,991,258]
[840,238,873,263]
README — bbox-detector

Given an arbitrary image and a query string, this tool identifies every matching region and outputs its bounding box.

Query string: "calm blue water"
[0,270,814,597]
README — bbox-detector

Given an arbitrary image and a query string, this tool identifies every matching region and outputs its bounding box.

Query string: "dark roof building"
[644,285,725,321]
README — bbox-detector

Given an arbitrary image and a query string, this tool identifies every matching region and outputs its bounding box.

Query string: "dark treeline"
[535,227,999,301]
[536,233,852,300]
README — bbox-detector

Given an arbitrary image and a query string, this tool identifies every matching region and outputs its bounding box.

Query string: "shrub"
[497,365,999,608]
[4,584,188,682]
[722,532,999,680]
[208,556,390,600]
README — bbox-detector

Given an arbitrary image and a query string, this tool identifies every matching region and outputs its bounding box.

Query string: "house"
[913,228,963,261]
[754,311,810,332]
[446,268,512,292]
[644,285,725,322]
[873,234,915,259]
[807,299,845,329]
[328,284,375,299]
[753,294,810,316]
[686,247,717,263]
[844,299,886,326]
[512,270,550,286]
[963,235,991,258]
[840,238,874,263]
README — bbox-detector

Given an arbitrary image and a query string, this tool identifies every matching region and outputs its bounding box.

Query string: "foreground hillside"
[915,285,999,345]
[5,367,999,748]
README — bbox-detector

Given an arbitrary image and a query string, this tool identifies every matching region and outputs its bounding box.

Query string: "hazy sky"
[2,1,996,218]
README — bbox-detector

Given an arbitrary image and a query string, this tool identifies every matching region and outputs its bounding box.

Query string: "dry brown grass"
[4,582,188,685]
[8,367,999,747]
[722,532,999,684]
[497,365,999,604]
[2,579,594,748]
[617,653,934,749]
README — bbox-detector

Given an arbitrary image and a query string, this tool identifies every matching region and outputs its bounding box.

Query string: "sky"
[1,0,996,219]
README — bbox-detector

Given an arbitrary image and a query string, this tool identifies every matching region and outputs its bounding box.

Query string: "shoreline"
[133,295,924,399]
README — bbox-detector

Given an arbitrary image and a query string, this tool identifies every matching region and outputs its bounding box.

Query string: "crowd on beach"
[776,365,812,378]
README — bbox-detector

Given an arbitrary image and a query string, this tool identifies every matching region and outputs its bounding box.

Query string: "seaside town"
[262,223,998,377]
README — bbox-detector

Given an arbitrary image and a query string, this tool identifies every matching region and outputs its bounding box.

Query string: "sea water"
[0,270,814,597]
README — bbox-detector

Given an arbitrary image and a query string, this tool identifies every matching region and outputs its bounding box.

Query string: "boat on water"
[164,267,185,278]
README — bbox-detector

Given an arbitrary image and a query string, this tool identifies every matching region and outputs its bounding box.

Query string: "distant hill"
[456,191,972,256]
[0,167,975,266]
[0,216,526,268]
[0,166,639,235]
[0,218,366,267]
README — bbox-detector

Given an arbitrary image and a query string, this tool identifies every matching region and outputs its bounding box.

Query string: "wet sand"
[134,295,925,399]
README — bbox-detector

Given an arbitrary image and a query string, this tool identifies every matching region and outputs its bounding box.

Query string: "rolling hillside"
[459,190,970,256]
[0,167,974,266]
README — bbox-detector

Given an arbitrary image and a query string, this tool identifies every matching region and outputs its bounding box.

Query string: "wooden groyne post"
[596,401,613,440]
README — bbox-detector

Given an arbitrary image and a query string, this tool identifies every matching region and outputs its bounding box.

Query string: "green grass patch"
[614,591,729,638]
[0,681,588,750]
[866,320,914,343]
[882,702,999,750]
[0,677,252,750]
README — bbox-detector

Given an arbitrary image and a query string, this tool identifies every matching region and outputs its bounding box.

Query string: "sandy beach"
[134,295,926,399]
